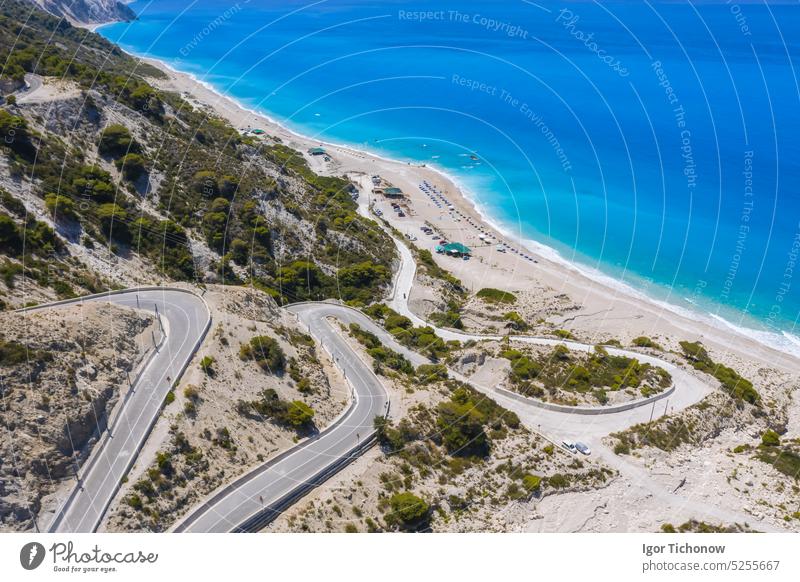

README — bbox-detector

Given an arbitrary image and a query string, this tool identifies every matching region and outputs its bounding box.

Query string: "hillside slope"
[0,0,395,310]
[0,303,155,531]
[27,0,136,24]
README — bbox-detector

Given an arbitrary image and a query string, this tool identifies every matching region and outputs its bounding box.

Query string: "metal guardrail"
[288,301,678,415]
[24,284,678,533]
[172,388,365,532]
[233,434,378,533]
[173,312,390,533]
[39,287,212,532]
[493,383,676,416]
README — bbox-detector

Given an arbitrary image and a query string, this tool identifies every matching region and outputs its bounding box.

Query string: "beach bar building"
[383,187,404,198]
[442,242,471,257]
[308,147,327,156]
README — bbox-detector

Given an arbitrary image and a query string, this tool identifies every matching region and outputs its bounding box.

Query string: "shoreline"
[102,41,799,370]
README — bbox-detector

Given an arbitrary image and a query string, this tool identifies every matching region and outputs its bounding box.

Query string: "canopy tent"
[443,242,471,256]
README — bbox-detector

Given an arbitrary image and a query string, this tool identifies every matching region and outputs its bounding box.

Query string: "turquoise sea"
[100,0,800,354]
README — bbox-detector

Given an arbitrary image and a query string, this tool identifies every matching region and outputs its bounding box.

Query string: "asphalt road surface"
[34,288,211,532]
[172,303,389,533]
[27,220,774,531]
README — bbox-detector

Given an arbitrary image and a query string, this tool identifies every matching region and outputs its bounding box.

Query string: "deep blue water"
[100,0,800,346]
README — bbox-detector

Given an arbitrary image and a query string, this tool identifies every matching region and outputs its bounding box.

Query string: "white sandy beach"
[140,56,799,378]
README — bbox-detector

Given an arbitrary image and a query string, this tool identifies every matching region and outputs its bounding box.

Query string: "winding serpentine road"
[33,222,776,532]
[173,220,772,532]
[172,303,389,533]
[28,288,212,533]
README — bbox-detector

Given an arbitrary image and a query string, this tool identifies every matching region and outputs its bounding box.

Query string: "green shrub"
[476,287,516,304]
[429,309,463,330]
[368,305,453,361]
[336,261,391,305]
[679,341,759,404]
[192,170,219,197]
[349,323,380,349]
[613,441,631,455]
[437,397,488,456]
[368,345,414,376]
[435,385,515,457]
[240,335,285,374]
[387,492,429,529]
[761,430,781,447]
[116,153,147,181]
[0,109,35,160]
[98,124,139,158]
[385,313,412,330]
[755,446,800,480]
[285,400,315,427]
[547,473,570,488]
[0,338,52,366]
[0,212,22,255]
[632,336,661,349]
[522,473,542,493]
[126,495,143,510]
[96,203,130,243]
[502,311,528,331]
[238,389,315,430]
[199,356,215,375]
[416,363,448,384]
[44,193,78,223]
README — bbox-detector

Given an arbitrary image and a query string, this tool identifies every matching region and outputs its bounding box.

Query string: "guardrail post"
[154,304,164,333]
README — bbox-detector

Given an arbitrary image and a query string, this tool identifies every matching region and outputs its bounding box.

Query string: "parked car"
[561,440,577,454]
[575,442,591,455]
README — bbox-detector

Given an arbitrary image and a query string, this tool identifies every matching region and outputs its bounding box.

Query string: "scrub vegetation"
[0,0,395,309]
[501,344,671,405]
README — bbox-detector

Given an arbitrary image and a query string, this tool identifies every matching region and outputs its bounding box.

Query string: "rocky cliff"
[0,303,155,531]
[27,0,135,25]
